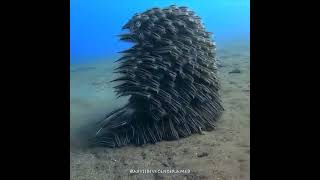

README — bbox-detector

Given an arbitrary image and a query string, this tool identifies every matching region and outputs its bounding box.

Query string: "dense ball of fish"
[95,5,223,147]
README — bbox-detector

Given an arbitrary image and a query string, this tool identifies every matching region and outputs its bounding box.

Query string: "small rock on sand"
[229,68,241,74]
[197,152,209,158]
[161,162,169,167]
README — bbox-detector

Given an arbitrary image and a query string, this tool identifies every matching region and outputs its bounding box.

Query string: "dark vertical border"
[3,0,70,179]
[250,0,316,179]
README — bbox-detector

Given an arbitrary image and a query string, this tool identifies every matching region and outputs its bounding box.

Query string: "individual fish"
[118,48,139,54]
[154,24,166,34]
[150,15,159,22]
[184,27,194,35]
[150,97,161,107]
[118,33,137,42]
[162,18,173,26]
[135,21,141,28]
[168,119,179,140]
[141,14,149,21]
[114,55,135,63]
[147,127,157,143]
[179,6,189,11]
[141,42,153,49]
[169,5,177,9]
[122,21,132,29]
[159,38,173,45]
[173,19,186,27]
[179,36,192,45]
[151,32,161,40]
[140,55,156,63]
[142,27,152,35]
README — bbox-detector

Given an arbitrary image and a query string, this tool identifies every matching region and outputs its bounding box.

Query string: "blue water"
[71,0,250,64]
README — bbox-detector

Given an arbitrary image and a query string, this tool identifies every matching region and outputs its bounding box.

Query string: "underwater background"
[71,0,249,64]
[70,1,250,179]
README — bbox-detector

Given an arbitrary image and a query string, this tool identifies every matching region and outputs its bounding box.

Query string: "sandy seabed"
[70,39,250,180]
